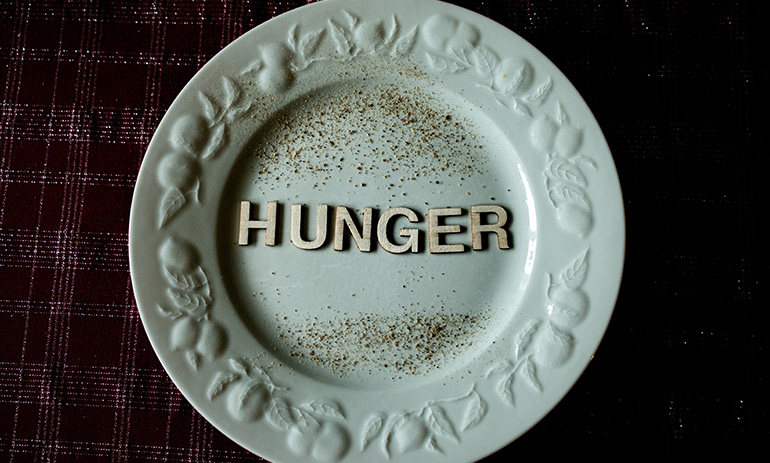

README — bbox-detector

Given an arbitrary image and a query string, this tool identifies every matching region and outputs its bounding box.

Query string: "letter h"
[238,201,277,246]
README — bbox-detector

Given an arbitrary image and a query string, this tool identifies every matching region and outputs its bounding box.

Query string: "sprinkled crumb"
[248,78,488,190]
[274,309,488,377]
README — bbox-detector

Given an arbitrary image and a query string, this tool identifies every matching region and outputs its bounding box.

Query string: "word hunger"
[237,201,512,254]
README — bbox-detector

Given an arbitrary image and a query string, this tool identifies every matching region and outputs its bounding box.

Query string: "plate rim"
[129,0,626,461]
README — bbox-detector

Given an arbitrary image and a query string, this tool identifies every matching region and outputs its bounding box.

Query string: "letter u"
[290,204,329,250]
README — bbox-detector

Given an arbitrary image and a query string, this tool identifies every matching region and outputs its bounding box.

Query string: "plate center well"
[217,74,534,390]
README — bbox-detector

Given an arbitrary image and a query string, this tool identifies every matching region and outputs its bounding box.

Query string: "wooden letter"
[471,205,511,250]
[238,200,277,246]
[334,206,373,252]
[377,207,420,254]
[290,204,328,250]
[428,208,465,254]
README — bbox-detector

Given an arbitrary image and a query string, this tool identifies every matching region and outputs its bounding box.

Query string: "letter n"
[334,206,373,252]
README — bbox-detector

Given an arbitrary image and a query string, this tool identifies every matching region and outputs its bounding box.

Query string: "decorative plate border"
[135,5,617,462]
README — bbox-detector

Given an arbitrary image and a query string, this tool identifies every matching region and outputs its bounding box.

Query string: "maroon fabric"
[1,1,767,461]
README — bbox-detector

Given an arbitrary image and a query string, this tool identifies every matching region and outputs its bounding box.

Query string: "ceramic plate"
[129,0,625,461]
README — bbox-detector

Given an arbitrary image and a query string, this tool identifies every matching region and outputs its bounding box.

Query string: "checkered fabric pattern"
[0,1,766,461]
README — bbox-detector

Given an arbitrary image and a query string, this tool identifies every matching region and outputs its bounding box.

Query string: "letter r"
[471,205,510,250]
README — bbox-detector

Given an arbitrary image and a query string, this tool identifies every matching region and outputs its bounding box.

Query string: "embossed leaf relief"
[531,103,598,238]
[329,12,418,59]
[157,77,250,228]
[241,12,417,95]
[209,358,352,462]
[361,386,485,458]
[155,237,351,461]
[488,249,590,406]
[423,14,552,116]
[156,237,227,369]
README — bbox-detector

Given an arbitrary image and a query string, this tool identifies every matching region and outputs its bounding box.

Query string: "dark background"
[1,0,766,461]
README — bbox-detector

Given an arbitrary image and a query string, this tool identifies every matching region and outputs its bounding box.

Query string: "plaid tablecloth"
[1,0,767,461]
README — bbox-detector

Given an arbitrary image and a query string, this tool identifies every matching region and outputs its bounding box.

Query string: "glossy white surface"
[129,1,625,461]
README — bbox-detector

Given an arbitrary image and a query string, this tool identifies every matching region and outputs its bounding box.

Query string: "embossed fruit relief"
[424,14,553,117]
[329,12,418,58]
[156,237,227,369]
[240,11,417,95]
[157,77,251,228]
[532,103,598,238]
[208,358,351,462]
[488,249,590,405]
[361,386,486,458]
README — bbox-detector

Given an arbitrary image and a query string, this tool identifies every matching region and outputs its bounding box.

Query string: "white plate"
[129,0,625,461]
